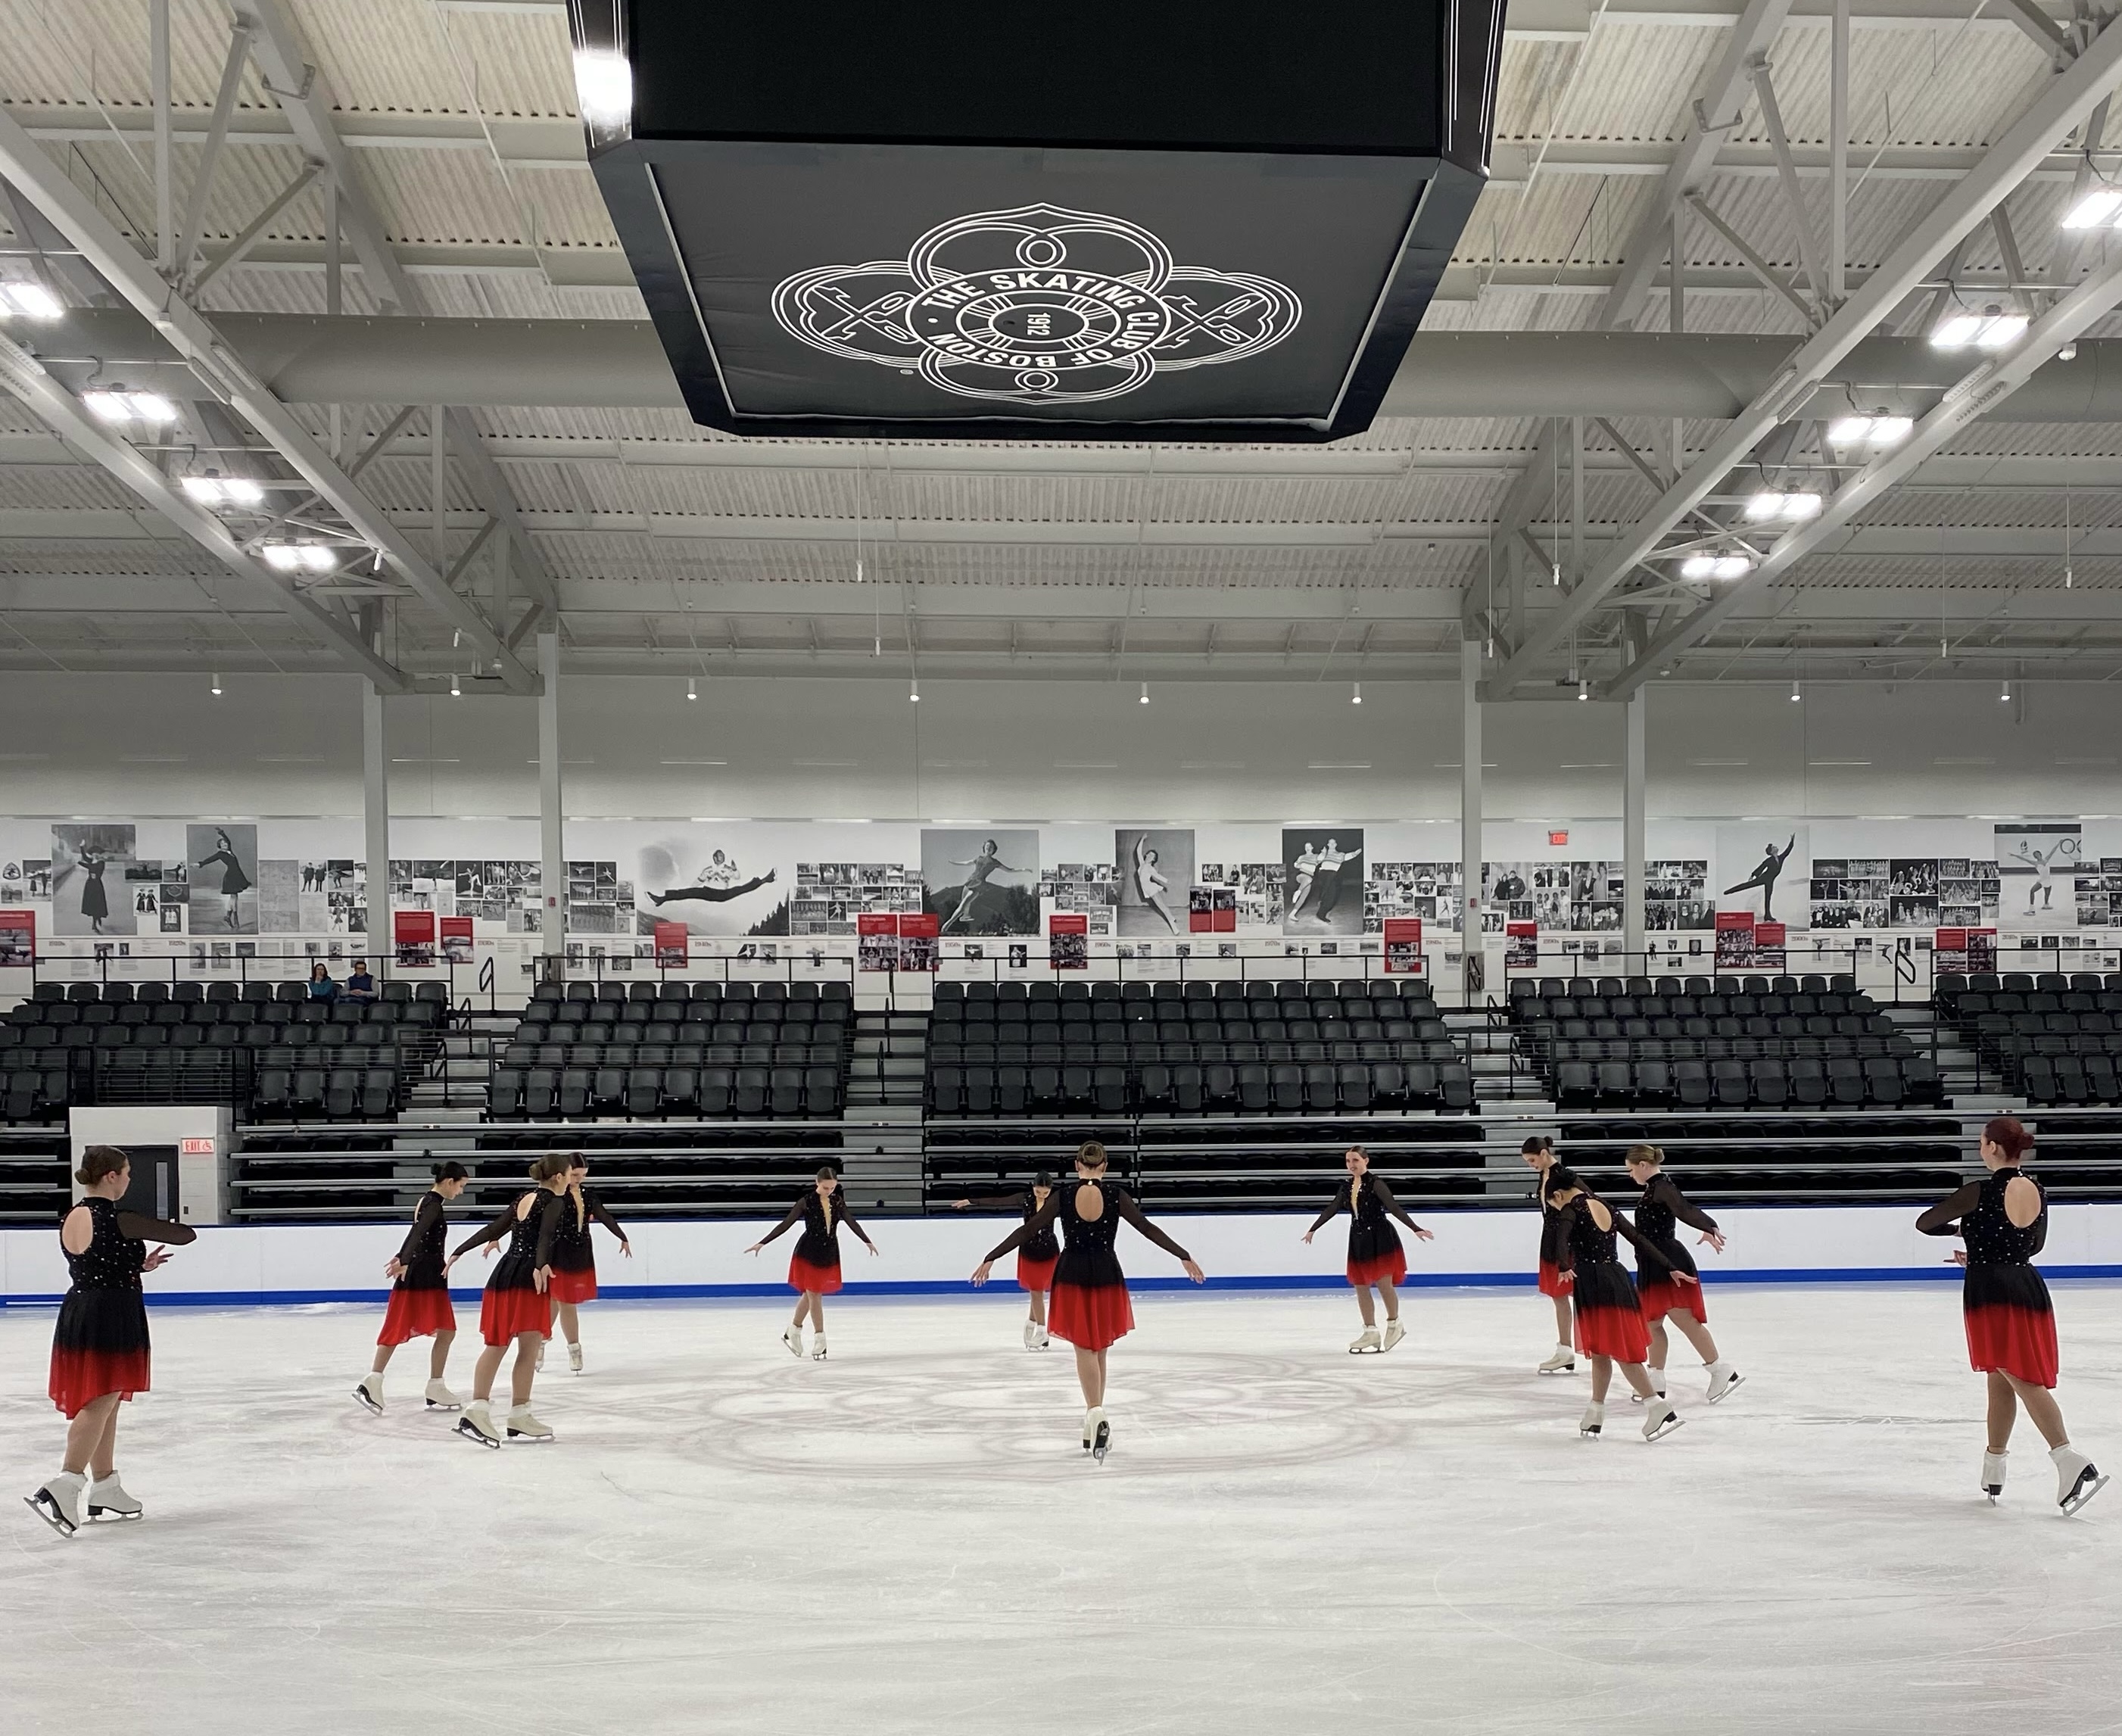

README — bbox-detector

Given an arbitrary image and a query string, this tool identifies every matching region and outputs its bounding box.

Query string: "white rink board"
[5,1203,2122,1306]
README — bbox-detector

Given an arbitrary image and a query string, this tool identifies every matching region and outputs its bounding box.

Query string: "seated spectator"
[344,959,376,1002]
[307,962,338,1003]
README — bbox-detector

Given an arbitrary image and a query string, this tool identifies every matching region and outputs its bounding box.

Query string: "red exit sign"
[179,1137,216,1155]
[1547,831,1569,846]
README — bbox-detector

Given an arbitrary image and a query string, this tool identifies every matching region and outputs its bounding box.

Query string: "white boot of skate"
[1034,1323,1051,1350]
[1704,1361,1744,1404]
[506,1404,554,1443]
[1086,1406,1111,1461]
[456,1401,501,1449]
[781,1323,804,1357]
[24,1470,85,1536]
[86,1473,142,1521]
[1579,1401,1605,1438]
[1641,1398,1684,1441]
[352,1373,384,1414]
[1023,1320,1039,1351]
[2051,1446,2109,1516]
[1981,1450,2008,1504]
[1538,1345,1576,1375]
[1348,1326,1382,1354]
[811,1332,829,1360]
[568,1342,584,1375]
[1382,1319,1407,1352]
[424,1378,463,1412]
[1631,1368,1666,1404]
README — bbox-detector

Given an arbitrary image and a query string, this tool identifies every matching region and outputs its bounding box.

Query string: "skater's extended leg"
[471,1342,507,1403]
[509,1335,538,1408]
[2006,1375,2071,1451]
[1986,1370,2019,1453]
[557,1301,581,1348]
[1552,1295,1572,1342]
[790,1295,811,1329]
[1619,1360,1659,1400]
[1588,1354,1613,1404]
[1376,1276,1400,1324]
[1669,1313,1719,1366]
[1073,1345,1106,1410]
[428,1329,455,1382]
[1354,1285,1377,1328]
[811,1295,826,1333]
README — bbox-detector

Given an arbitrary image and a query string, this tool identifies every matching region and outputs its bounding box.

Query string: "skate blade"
[351,1387,384,1416]
[1984,1491,2002,1505]
[1707,1374,1746,1404]
[1579,1426,1602,1438]
[505,1431,555,1443]
[1538,1365,1576,1376]
[1644,1416,1687,1443]
[424,1400,463,1413]
[23,1493,76,1537]
[456,1423,501,1450]
[2061,1471,2110,1516]
[87,1507,142,1522]
[1092,1426,1111,1463]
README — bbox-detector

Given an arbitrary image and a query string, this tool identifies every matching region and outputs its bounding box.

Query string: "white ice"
[2,1284,2119,1735]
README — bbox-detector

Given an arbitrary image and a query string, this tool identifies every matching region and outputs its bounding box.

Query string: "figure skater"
[1522,1136,1575,1373]
[940,839,1028,934]
[747,1166,877,1359]
[1541,1167,1690,1441]
[1131,835,1179,935]
[2006,838,2073,915]
[1302,1143,1433,1352]
[971,1140,1204,1460]
[952,1171,1060,1348]
[544,1154,632,1374]
[1313,837,1360,923]
[80,849,109,936]
[1916,1117,2107,1513]
[195,827,251,930]
[353,1161,470,1416]
[24,1145,196,1535]
[650,849,776,906]
[1722,834,1795,922]
[443,1153,570,1446]
[1285,843,1322,921]
[1623,1145,1742,1404]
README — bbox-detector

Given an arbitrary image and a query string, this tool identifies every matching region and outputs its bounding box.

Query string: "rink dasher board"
[3,1205,2120,1307]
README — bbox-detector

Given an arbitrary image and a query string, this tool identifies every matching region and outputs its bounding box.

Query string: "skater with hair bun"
[952,1170,1061,1348]
[354,1160,471,1416]
[1917,1116,2107,1514]
[1541,1167,1691,1442]
[1623,1145,1743,1405]
[971,1140,1204,1461]
[748,1166,877,1360]
[1303,1143,1433,1353]
[25,1145,196,1536]
[544,1155,631,1375]
[1522,1136,1575,1373]
[444,1153,570,1447]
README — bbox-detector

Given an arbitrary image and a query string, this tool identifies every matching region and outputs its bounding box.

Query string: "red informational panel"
[439,915,475,963]
[1936,926,1997,974]
[1188,887,1214,933]
[1713,909,1755,968]
[653,919,690,968]
[0,909,34,966]
[1753,920,1787,971]
[1049,912,1089,971]
[393,909,436,967]
[857,912,898,971]
[898,912,939,974]
[1505,919,1537,970]
[1383,916,1424,974]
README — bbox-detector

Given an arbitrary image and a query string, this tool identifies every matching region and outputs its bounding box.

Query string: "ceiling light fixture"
[908,678,920,703]
[1825,412,1913,448]
[180,472,265,507]
[1139,681,1150,705]
[0,281,63,319]
[2061,186,2122,229]
[210,672,223,697]
[572,50,634,129]
[1930,305,2029,351]
[1743,490,1822,522]
[83,388,177,425]
[1577,678,1589,702]
[687,676,697,701]
[260,541,338,573]
[2000,678,2011,703]
[1790,678,1801,703]
[1351,681,1363,706]
[450,673,462,699]
[1680,553,1754,581]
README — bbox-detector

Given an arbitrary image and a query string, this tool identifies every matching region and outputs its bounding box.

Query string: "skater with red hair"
[1303,1144,1433,1353]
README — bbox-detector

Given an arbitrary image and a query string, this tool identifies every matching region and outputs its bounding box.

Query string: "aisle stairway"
[843,1007,927,1208]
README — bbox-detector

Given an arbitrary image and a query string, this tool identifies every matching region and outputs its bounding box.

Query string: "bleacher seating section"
[489,979,855,1120]
[1508,972,1943,1108]
[1935,970,2122,1104]
[924,977,1473,1117]
[0,980,445,1124]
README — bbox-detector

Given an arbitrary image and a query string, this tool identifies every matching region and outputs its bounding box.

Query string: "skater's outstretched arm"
[1648,1174,1719,1236]
[450,1199,522,1260]
[983,1193,1061,1262]
[394,1192,444,1267]
[1304,1183,1351,1236]
[1605,1205,1694,1283]
[1114,1190,1197,1267]
[952,1192,1028,1212]
[1369,1177,1431,1239]
[1915,1181,1983,1236]
[115,1211,197,1245]
[753,1197,809,1247]
[584,1188,630,1247]
[837,1198,877,1249]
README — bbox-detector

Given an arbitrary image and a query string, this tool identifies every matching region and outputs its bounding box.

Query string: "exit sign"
[1548,831,1569,846]
[179,1138,216,1155]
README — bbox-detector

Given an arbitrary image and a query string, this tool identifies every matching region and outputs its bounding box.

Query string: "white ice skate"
[1579,1401,1605,1438]
[1349,1326,1382,1354]
[1023,1320,1039,1351]
[424,1379,463,1412]
[535,1340,547,1372]
[781,1324,804,1357]
[811,1333,829,1361]
[456,1401,502,1450]
[86,1474,142,1522]
[1641,1399,1684,1442]
[1538,1346,1576,1376]
[2051,1446,2109,1516]
[505,1405,555,1443]
[1382,1319,1407,1352]
[23,1471,85,1537]
[1981,1450,2008,1505]
[351,1373,384,1415]
[1084,1406,1111,1463]
[1034,1327,1051,1350]
[1704,1362,1744,1404]
[568,1342,584,1375]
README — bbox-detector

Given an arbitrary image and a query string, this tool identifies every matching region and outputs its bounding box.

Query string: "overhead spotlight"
[2065,565,2074,590]
[908,678,920,703]
[1790,678,1801,703]
[2061,186,2122,229]
[210,672,223,697]
[572,49,633,129]
[450,673,462,699]
[1744,490,1823,522]
[687,676,698,701]
[260,541,338,572]
[1712,555,1753,580]
[1577,678,1589,702]
[1826,412,1913,448]
[0,281,63,319]
[180,472,265,508]
[1930,305,2029,351]
[83,388,177,425]
[1351,681,1363,706]
[2000,678,2011,703]
[1139,681,1150,705]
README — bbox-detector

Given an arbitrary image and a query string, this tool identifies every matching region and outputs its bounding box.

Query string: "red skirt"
[548,1267,597,1305]
[789,1254,843,1296]
[480,1284,551,1348]
[1348,1246,1408,1289]
[1016,1253,1058,1293]
[1638,1275,1706,1325]
[377,1286,456,1346]
[1574,1301,1650,1363]
[48,1346,151,1419]
[1965,1302,2058,1388]
[1049,1279,1134,1352]
[1538,1261,1570,1299]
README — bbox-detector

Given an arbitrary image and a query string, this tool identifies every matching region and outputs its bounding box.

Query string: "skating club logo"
[770,203,1302,406]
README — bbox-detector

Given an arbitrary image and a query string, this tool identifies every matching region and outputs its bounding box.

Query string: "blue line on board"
[5,1264,2120,1309]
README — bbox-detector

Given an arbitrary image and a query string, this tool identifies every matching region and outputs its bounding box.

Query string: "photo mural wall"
[6,814,2122,974]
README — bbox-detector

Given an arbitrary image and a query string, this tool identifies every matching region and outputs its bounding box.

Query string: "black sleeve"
[986,1193,1060,1262]
[585,1188,627,1242]
[756,1196,807,1247]
[1653,1174,1718,1235]
[1371,1177,1424,1235]
[1307,1182,1348,1233]
[115,1211,197,1245]
[1606,1203,1678,1274]
[452,1200,520,1259]
[1114,1189,1192,1264]
[395,1193,442,1264]
[1916,1180,1983,1236]
[532,1190,566,1269]
[961,1192,1027,1211]
[837,1197,874,1247]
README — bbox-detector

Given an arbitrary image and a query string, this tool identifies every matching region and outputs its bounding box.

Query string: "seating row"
[488,1064,843,1120]
[935,978,1437,1005]
[511,1008,846,1039]
[6,997,436,1029]
[1541,1033,1913,1065]
[500,1042,844,1069]
[927,1039,1461,1066]
[1935,971,2122,1004]
[2,1053,406,1123]
[1510,993,1875,1022]
[927,1059,1475,1117]
[1553,1055,1941,1109]
[1516,974,1858,997]
[1945,993,2122,1028]
[529,980,850,1005]
[1,1022,414,1055]
[23,978,447,1006]
[2018,1053,2122,1106]
[1519,1014,1893,1048]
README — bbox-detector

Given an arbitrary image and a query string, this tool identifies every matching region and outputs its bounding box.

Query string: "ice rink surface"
[2,1283,2118,1735]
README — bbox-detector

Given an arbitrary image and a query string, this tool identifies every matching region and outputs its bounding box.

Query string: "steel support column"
[1623,690,1647,961]
[538,631,565,967]
[1461,637,1485,1008]
[363,682,391,977]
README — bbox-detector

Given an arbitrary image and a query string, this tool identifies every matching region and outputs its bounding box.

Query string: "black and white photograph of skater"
[921,828,1039,936]
[1996,823,2081,930]
[1114,828,1194,937]
[1718,828,1803,925]
[1282,827,1365,936]
[186,824,258,935]
[49,824,138,937]
[634,837,790,937]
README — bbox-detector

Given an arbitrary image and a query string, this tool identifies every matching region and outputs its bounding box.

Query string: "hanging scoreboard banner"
[569,0,1503,442]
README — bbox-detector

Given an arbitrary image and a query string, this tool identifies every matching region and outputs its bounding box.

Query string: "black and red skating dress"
[1537,1191,1572,1298]
[964,1189,1061,1292]
[1633,1173,1718,1325]
[1310,1173,1425,1288]
[453,1192,564,1347]
[760,1187,873,1295]
[1554,1192,1681,1362]
[48,1197,195,1418]
[1918,1167,2058,1388]
[378,1188,455,1346]
[547,1186,627,1306]
[988,1179,1193,1353]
